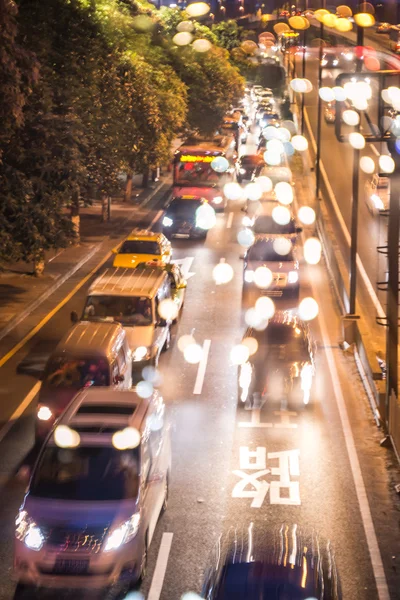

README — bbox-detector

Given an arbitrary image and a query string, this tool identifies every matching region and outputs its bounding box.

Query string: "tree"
[212,20,243,50]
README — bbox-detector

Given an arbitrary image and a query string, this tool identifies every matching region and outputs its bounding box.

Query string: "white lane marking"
[311,274,390,600]
[193,339,211,395]
[371,144,380,157]
[303,108,386,319]
[147,532,174,600]
[150,209,164,228]
[172,256,195,279]
[227,211,234,229]
[0,381,41,444]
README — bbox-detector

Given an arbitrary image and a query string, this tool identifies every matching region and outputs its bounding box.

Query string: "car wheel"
[162,329,171,352]
[161,471,169,513]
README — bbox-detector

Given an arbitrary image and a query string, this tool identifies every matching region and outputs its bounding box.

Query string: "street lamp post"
[315,21,324,200]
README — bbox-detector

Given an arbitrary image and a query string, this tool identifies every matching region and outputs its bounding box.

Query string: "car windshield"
[253,323,309,362]
[43,357,109,388]
[220,122,238,132]
[248,241,294,262]
[167,199,203,216]
[253,216,296,235]
[174,160,221,187]
[30,446,140,501]
[119,240,160,255]
[83,295,152,326]
[241,156,263,166]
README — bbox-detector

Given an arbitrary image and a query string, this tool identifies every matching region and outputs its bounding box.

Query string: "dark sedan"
[238,312,315,407]
[236,154,265,183]
[162,195,208,239]
[202,523,341,599]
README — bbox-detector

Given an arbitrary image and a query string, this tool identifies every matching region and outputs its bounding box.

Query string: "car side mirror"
[296,227,303,233]
[177,281,187,289]
[114,374,124,384]
[70,310,79,323]
[157,318,167,327]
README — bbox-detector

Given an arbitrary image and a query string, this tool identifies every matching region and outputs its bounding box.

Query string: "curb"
[0,243,100,345]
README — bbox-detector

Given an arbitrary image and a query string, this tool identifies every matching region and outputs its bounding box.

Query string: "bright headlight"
[104,514,140,552]
[301,363,314,390]
[288,271,299,284]
[37,405,52,421]
[321,59,328,66]
[239,168,246,174]
[371,194,384,210]
[213,196,223,204]
[163,216,173,227]
[333,59,339,66]
[16,512,44,551]
[244,270,254,283]
[133,346,150,361]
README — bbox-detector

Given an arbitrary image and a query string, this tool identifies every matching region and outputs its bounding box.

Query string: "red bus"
[172,137,236,211]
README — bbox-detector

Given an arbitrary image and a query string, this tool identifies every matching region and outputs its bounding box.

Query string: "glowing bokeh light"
[178,334,195,352]
[291,135,308,151]
[136,380,154,399]
[173,32,193,46]
[349,132,366,149]
[196,204,216,230]
[242,336,258,356]
[378,155,395,173]
[298,297,319,321]
[245,182,263,201]
[304,237,322,265]
[298,206,315,225]
[256,176,273,192]
[254,266,273,289]
[186,2,210,17]
[158,298,179,321]
[212,259,234,285]
[255,296,275,319]
[54,425,80,448]
[272,205,291,225]
[184,343,204,364]
[211,156,229,173]
[230,344,250,365]
[112,427,141,450]
[360,156,375,174]
[319,87,335,102]
[275,181,294,205]
[264,150,282,166]
[237,228,255,248]
[192,38,212,52]
[224,182,243,201]
[342,110,360,126]
[273,237,292,256]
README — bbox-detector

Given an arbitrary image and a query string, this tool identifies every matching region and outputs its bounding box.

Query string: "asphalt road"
[0,128,399,600]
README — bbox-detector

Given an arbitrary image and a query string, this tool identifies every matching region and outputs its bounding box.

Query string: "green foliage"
[212,19,243,50]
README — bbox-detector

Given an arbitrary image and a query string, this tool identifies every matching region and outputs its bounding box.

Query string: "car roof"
[47,388,163,446]
[89,267,168,298]
[54,321,126,359]
[124,229,165,243]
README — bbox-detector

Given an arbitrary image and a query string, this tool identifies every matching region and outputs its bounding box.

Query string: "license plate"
[54,559,89,574]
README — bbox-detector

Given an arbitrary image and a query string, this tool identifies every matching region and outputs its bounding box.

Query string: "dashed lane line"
[147,532,174,600]
[193,339,211,395]
[227,211,234,229]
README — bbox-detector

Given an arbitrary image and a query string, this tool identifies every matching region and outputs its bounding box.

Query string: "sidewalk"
[0,177,171,343]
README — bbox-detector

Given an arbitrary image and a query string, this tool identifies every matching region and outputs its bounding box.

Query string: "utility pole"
[315,20,324,200]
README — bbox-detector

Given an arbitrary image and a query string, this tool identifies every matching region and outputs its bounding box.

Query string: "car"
[237,311,316,407]
[113,229,172,268]
[242,236,300,302]
[376,22,391,34]
[201,524,341,599]
[250,85,263,102]
[259,111,281,129]
[162,195,209,239]
[324,102,336,124]
[236,154,265,183]
[320,52,340,68]
[245,203,302,240]
[136,261,186,319]
[365,173,390,215]
[14,387,171,591]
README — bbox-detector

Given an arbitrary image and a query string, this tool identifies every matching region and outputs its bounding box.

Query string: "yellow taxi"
[113,229,172,268]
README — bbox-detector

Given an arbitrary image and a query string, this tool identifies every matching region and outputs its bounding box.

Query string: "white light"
[255,296,275,319]
[244,269,254,283]
[275,127,291,143]
[196,204,216,230]
[266,139,284,154]
[54,425,80,448]
[185,2,210,17]
[224,182,243,201]
[237,228,255,248]
[245,307,268,330]
[379,155,395,174]
[388,86,400,104]
[298,206,315,225]
[183,343,204,364]
[25,526,44,551]
[211,156,229,173]
[133,346,148,361]
[301,363,313,397]
[349,132,365,149]
[304,237,322,264]
[272,205,291,225]
[172,32,193,46]
[290,78,309,93]
[256,176,273,192]
[192,38,212,52]
[291,135,308,152]
[142,365,162,386]
[230,344,250,365]
[158,298,179,321]
[254,266,273,289]
[242,216,253,227]
[360,156,375,174]
[177,20,194,33]
[136,380,154,399]
[273,237,292,255]
[245,182,262,201]
[381,89,392,104]
[242,336,258,356]
[333,86,347,102]
[177,334,195,352]
[298,297,319,321]
[263,150,281,166]
[288,270,299,284]
[352,97,368,111]
[112,427,141,450]
[212,259,234,285]
[274,181,293,205]
[342,110,360,126]
[163,216,173,227]
[212,196,223,205]
[319,87,335,102]
[37,406,52,421]
[371,194,384,210]
[263,126,280,140]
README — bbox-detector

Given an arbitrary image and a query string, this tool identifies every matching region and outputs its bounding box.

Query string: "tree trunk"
[142,168,149,188]
[70,187,80,244]
[101,193,109,222]
[33,257,45,277]
[124,172,133,203]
